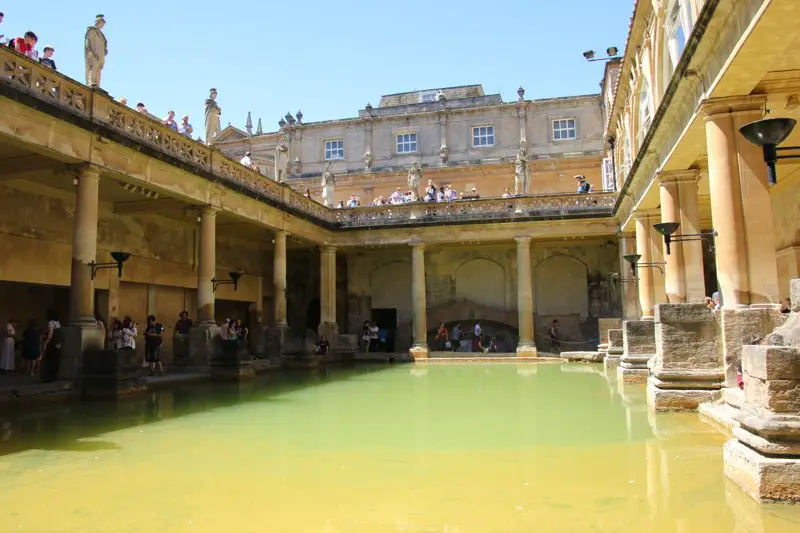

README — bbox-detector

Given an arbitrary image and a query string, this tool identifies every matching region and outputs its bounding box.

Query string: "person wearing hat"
[39,45,57,70]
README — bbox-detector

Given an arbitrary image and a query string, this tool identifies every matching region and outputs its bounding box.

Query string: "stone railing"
[0,47,616,228]
[0,47,329,223]
[334,192,616,227]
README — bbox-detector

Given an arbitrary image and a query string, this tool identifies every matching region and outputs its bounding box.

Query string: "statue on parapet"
[363,151,373,171]
[407,162,422,198]
[204,88,222,145]
[514,146,529,195]
[321,162,336,207]
[84,14,107,88]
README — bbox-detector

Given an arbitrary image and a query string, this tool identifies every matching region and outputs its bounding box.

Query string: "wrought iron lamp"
[89,251,130,280]
[739,118,798,185]
[623,253,664,278]
[212,270,243,292]
[652,222,717,255]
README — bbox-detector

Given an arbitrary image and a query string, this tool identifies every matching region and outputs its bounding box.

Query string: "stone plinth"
[188,325,221,367]
[647,304,724,411]
[717,306,783,387]
[617,320,656,383]
[561,351,604,362]
[603,328,624,372]
[80,348,146,400]
[515,344,538,357]
[209,338,255,381]
[409,345,429,360]
[61,323,105,379]
[724,345,800,501]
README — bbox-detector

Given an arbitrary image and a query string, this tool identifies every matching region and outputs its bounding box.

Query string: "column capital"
[320,244,337,254]
[700,95,767,122]
[514,236,532,246]
[656,169,700,185]
[71,163,103,181]
[200,205,219,217]
[410,241,425,251]
[273,230,288,239]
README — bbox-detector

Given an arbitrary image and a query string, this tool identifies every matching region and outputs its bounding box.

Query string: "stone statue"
[204,88,222,145]
[514,148,529,195]
[84,14,107,88]
[363,151,373,171]
[321,162,335,207]
[407,163,422,197]
[439,145,449,165]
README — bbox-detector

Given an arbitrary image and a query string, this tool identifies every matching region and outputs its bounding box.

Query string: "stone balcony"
[0,46,616,230]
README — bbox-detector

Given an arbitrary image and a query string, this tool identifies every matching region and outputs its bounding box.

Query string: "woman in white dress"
[1,319,17,372]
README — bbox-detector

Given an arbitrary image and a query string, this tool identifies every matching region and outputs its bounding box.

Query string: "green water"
[1,363,799,532]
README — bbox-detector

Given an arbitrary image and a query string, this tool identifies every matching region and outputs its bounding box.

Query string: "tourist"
[12,31,38,59]
[451,323,461,352]
[437,186,445,203]
[144,315,165,376]
[136,102,148,114]
[240,151,253,167]
[220,318,230,340]
[1,318,16,373]
[548,319,561,354]
[108,319,124,350]
[120,316,137,352]
[369,322,380,352]
[179,115,193,137]
[502,187,511,198]
[704,296,715,311]
[576,175,591,194]
[487,336,498,353]
[347,194,359,208]
[39,45,56,70]
[314,335,330,356]
[119,97,128,106]
[233,318,248,348]
[361,320,371,352]
[390,188,403,205]
[0,12,4,44]
[711,291,722,310]
[163,111,178,131]
[174,311,193,334]
[474,321,482,339]
[435,321,449,351]
[21,319,41,376]
[41,309,63,383]
[305,189,312,199]
[781,297,792,314]
[336,200,344,209]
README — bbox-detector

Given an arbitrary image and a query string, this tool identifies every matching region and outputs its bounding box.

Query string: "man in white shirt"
[240,151,253,168]
[474,322,482,337]
[390,188,404,205]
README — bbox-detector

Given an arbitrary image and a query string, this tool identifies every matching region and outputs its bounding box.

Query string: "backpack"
[580,181,591,193]
[52,325,66,349]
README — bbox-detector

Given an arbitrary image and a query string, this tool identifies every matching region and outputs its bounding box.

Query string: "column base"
[604,353,622,371]
[80,348,147,400]
[616,365,649,383]
[262,323,291,358]
[724,439,800,502]
[209,338,255,381]
[188,325,222,367]
[515,344,538,357]
[646,377,721,411]
[409,345,429,361]
[61,323,106,380]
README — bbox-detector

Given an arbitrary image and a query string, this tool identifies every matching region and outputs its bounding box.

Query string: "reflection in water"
[1,363,799,532]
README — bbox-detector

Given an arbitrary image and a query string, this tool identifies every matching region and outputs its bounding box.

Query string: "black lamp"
[653,222,717,255]
[89,251,131,280]
[739,118,798,185]
[623,252,664,277]
[212,270,243,292]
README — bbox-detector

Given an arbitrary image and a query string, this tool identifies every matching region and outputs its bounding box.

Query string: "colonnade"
[622,96,780,318]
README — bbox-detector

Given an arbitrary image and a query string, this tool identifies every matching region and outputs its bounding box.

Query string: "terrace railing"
[0,47,616,229]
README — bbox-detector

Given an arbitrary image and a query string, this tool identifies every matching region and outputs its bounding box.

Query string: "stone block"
[188,325,221,366]
[515,344,538,357]
[791,278,800,311]
[409,345,429,360]
[743,345,800,381]
[616,365,648,383]
[743,377,800,414]
[209,339,255,381]
[718,307,783,387]
[560,351,603,362]
[80,348,146,399]
[623,320,656,355]
[61,324,105,379]
[652,304,718,372]
[646,377,719,411]
[598,318,622,345]
[607,329,623,350]
[724,439,800,502]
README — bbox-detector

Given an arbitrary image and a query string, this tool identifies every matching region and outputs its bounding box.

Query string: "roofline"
[379,84,484,99]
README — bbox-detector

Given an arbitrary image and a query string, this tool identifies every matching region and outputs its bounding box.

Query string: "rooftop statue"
[84,14,107,88]
[204,88,222,145]
[514,146,529,195]
[407,163,422,197]
[321,162,335,207]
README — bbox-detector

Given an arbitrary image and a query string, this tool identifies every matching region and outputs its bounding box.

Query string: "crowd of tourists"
[1,13,57,70]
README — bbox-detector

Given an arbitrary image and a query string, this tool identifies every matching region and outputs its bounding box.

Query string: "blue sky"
[1,1,632,133]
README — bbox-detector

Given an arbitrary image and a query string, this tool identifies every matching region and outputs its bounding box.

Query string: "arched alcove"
[535,255,589,317]
[454,258,505,310]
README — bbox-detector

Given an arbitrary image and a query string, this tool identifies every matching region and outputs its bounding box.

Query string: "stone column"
[658,175,686,304]
[318,245,339,346]
[409,242,429,360]
[618,232,640,319]
[677,173,705,302]
[515,237,537,356]
[197,206,217,325]
[273,230,288,325]
[69,165,102,324]
[703,96,779,307]
[634,211,657,319]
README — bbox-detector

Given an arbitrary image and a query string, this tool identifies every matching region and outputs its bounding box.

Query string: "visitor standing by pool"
[548,320,560,354]
[451,324,461,352]
[41,310,63,382]
[21,319,41,376]
[145,315,165,376]
[435,321,449,351]
[1,318,16,372]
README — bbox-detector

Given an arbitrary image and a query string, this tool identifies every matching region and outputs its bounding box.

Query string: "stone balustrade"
[0,46,616,229]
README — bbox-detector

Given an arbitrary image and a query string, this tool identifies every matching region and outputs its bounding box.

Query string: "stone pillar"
[409,242,429,360]
[618,232,640,319]
[617,320,656,383]
[318,245,339,348]
[658,175,686,303]
[702,96,779,307]
[724,341,800,500]
[69,165,102,324]
[62,165,105,379]
[197,206,217,325]
[273,230,288,325]
[515,237,537,356]
[647,303,723,411]
[603,328,624,373]
[677,174,705,302]
[634,212,657,319]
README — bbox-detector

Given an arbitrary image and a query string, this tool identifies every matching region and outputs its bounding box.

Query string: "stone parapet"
[724,342,800,501]
[647,304,724,411]
[617,320,655,383]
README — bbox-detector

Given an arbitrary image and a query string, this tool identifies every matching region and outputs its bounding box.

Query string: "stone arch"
[535,254,589,317]
[454,258,505,310]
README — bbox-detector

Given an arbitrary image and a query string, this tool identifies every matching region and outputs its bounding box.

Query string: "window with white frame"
[602,157,615,191]
[472,125,495,147]
[396,132,417,153]
[638,80,653,139]
[552,118,577,141]
[666,0,693,75]
[324,139,344,160]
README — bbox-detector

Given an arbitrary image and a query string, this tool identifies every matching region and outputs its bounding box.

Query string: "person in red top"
[12,31,38,59]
